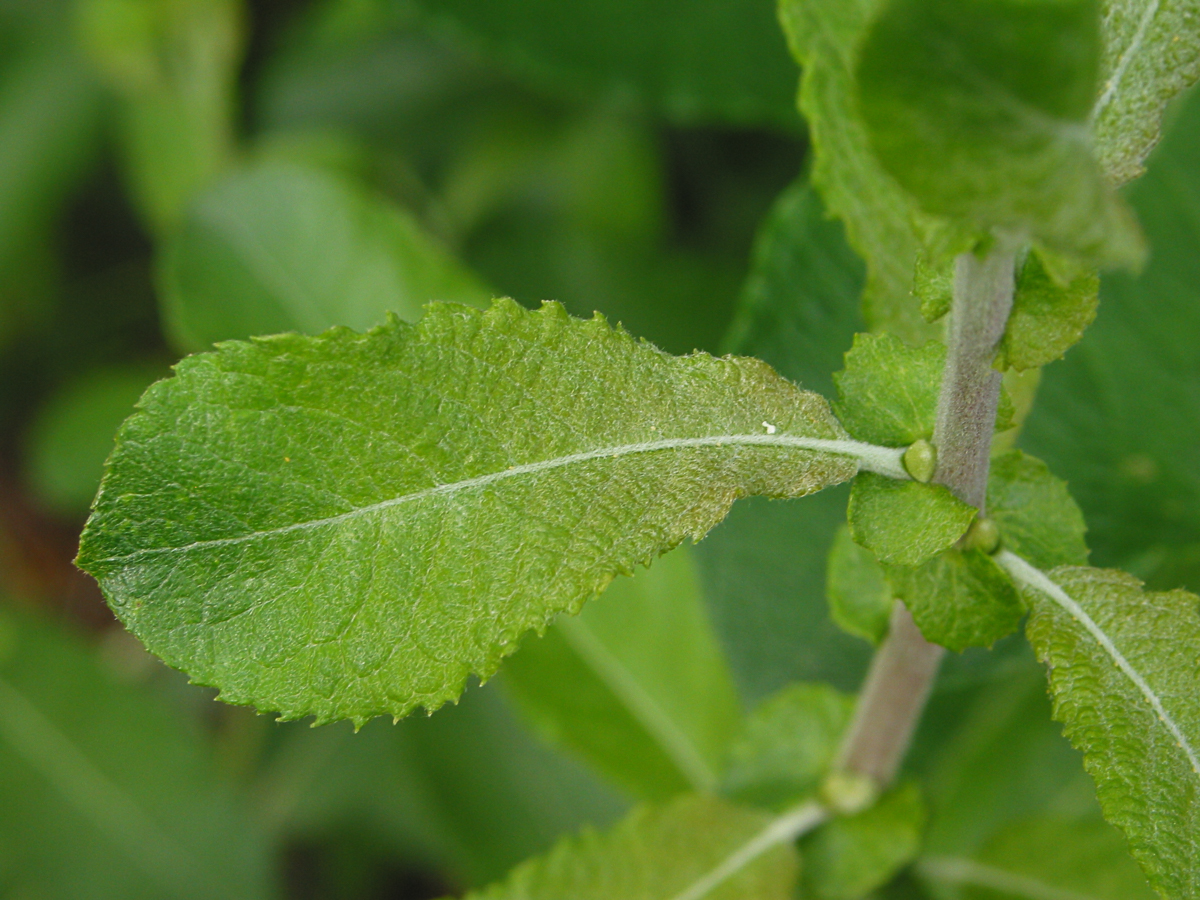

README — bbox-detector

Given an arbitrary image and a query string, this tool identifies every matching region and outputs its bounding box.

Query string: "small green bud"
[960,516,1002,554]
[902,439,937,483]
[820,770,879,816]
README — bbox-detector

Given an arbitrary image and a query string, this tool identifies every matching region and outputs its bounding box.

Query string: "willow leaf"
[1094,0,1200,184]
[76,300,897,726]
[1003,554,1200,897]
[462,793,808,900]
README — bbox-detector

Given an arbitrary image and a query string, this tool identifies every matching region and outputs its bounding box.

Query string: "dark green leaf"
[160,160,491,351]
[801,783,925,900]
[78,300,870,725]
[857,0,1143,268]
[887,551,1021,652]
[849,474,977,568]
[0,609,273,899]
[462,793,801,900]
[411,0,800,129]
[721,682,854,811]
[1011,560,1200,896]
[503,546,741,800]
[986,451,1088,570]
[826,524,893,646]
[833,333,942,448]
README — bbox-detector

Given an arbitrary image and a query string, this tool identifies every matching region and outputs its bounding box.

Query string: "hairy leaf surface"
[1015,562,1200,896]
[833,333,942,448]
[849,474,976,568]
[721,682,853,811]
[161,160,490,351]
[462,793,799,900]
[503,546,741,800]
[987,451,1089,570]
[857,0,1142,267]
[78,300,866,725]
[999,252,1099,371]
[1094,0,1200,183]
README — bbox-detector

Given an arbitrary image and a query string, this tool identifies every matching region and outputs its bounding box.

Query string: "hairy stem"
[834,247,1016,789]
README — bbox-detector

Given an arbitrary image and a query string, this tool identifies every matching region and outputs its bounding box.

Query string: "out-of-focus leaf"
[24,364,163,517]
[78,300,864,725]
[159,159,491,350]
[1022,84,1200,586]
[857,0,1142,269]
[698,180,872,702]
[260,680,627,887]
[721,682,853,811]
[0,608,274,899]
[1014,562,1200,896]
[0,30,103,343]
[411,0,800,129]
[504,546,740,801]
[77,0,244,234]
[461,793,800,900]
[918,815,1155,900]
[826,524,893,646]
[1092,0,1200,184]
[777,0,934,343]
[802,784,925,900]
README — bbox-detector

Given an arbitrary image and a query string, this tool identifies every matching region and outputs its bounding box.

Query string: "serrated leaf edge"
[996,550,1200,776]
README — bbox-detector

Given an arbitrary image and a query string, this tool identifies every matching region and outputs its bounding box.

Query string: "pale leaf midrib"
[668,800,826,900]
[557,616,716,792]
[1093,0,1162,121]
[997,550,1200,776]
[93,434,903,567]
[919,854,1110,900]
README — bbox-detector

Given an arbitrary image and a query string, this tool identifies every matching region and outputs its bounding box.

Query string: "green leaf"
[160,160,491,351]
[1093,0,1200,184]
[986,451,1088,570]
[24,364,162,516]
[919,815,1156,900]
[857,0,1143,269]
[0,608,273,899]
[462,793,801,900]
[802,783,926,900]
[777,0,935,344]
[833,333,943,448]
[77,300,868,725]
[887,550,1022,652]
[77,0,243,234]
[998,251,1099,371]
[721,682,854,811]
[503,546,741,800]
[849,473,977,568]
[826,524,893,645]
[697,180,872,703]
[1012,560,1200,896]
[410,0,800,129]
[1022,84,1200,585]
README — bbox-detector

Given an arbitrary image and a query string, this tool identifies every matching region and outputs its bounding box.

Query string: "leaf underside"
[77,300,857,725]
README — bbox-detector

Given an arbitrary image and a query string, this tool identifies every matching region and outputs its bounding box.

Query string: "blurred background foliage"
[0,0,1196,896]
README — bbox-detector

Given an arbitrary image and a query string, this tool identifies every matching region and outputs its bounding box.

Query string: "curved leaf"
[77,300,888,725]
